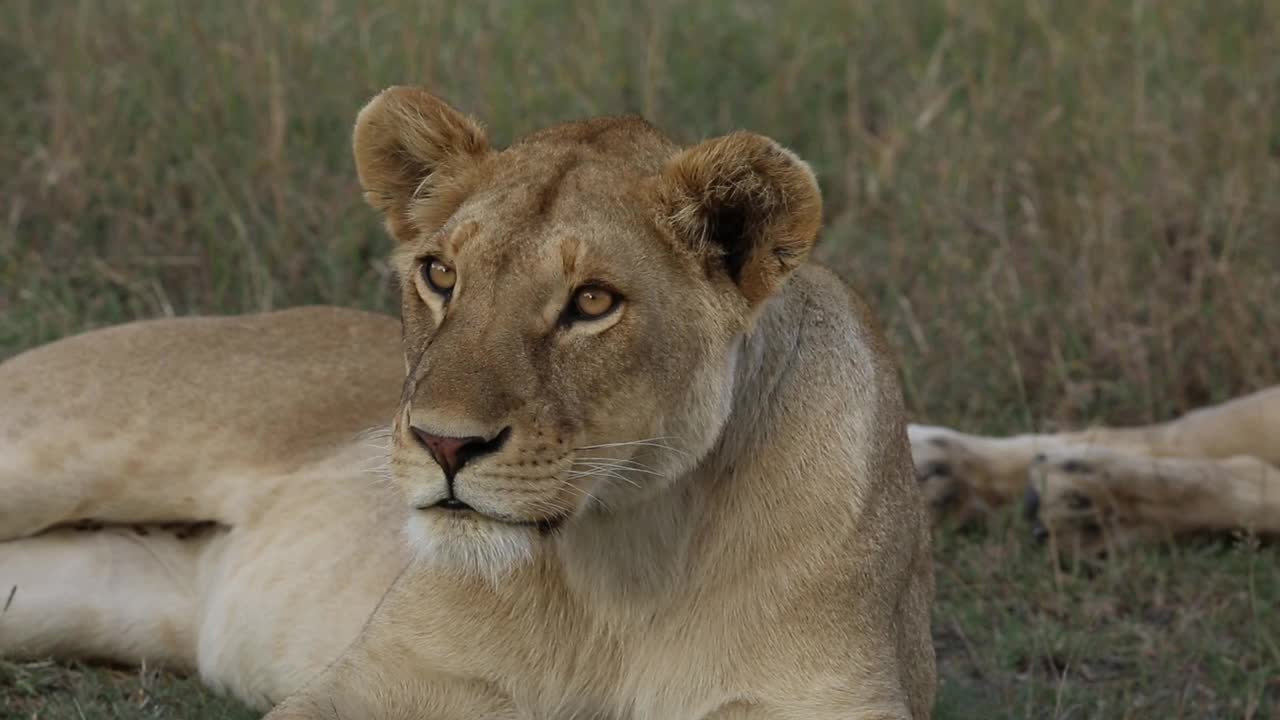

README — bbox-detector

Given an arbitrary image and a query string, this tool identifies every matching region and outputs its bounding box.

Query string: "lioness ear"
[656,131,823,305]
[352,86,490,243]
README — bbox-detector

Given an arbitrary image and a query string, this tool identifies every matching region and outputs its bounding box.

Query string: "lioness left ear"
[655,131,823,305]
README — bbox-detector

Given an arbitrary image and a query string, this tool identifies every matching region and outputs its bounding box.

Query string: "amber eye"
[571,286,618,319]
[422,258,456,294]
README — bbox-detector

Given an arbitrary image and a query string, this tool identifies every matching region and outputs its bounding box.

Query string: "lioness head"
[353,87,822,574]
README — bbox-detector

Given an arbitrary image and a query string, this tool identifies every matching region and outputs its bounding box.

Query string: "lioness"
[0,87,935,718]
[910,385,1280,554]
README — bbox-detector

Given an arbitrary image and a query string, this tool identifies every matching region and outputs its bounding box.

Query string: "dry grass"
[1,1,1278,718]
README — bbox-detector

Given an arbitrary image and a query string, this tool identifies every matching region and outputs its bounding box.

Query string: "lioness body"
[0,307,409,704]
[1,88,934,718]
[0,273,930,717]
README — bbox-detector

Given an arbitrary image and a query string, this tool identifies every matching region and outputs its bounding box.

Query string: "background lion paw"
[907,425,1005,526]
[1024,447,1163,556]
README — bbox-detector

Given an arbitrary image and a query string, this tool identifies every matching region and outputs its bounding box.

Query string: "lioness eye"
[422,258,456,294]
[572,286,617,319]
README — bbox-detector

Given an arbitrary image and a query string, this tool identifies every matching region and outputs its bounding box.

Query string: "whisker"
[577,435,679,447]
[573,461,665,478]
[353,426,395,447]
[575,438,689,457]
[568,467,631,483]
[568,468,642,489]
[559,482,613,513]
[572,456,660,471]
[359,458,392,473]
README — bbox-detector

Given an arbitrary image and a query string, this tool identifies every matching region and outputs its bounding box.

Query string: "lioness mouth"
[423,499,567,534]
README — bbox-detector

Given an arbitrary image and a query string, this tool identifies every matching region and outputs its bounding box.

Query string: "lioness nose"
[410,426,508,480]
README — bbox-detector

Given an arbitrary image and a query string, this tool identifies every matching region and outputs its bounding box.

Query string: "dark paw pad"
[1060,459,1094,474]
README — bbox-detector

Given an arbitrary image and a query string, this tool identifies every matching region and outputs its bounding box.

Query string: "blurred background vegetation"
[1,1,1277,718]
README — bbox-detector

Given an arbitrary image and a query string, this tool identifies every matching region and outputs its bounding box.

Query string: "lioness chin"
[0,87,935,719]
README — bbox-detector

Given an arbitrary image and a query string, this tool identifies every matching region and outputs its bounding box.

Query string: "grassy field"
[2,0,1278,718]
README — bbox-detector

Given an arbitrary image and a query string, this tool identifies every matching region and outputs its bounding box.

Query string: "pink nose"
[410,426,506,480]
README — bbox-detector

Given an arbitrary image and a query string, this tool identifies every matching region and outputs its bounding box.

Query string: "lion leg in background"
[905,423,1160,524]
[909,384,1280,523]
[1134,384,1280,464]
[1026,447,1280,555]
[0,524,219,665]
[0,307,402,540]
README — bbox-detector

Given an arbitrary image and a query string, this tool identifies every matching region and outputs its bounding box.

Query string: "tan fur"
[0,87,934,719]
[909,386,1280,553]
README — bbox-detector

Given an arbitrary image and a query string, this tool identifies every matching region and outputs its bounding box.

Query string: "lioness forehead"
[415,118,681,269]
[482,115,678,211]
[510,114,678,170]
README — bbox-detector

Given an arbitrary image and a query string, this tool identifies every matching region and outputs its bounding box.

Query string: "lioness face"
[352,88,821,573]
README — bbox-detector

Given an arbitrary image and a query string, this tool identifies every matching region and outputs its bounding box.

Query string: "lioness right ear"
[352,86,490,243]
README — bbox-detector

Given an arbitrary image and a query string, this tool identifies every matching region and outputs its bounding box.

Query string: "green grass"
[2,0,1278,717]
[0,661,252,720]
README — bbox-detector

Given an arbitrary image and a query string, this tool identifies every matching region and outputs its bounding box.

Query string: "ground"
[1,1,1277,718]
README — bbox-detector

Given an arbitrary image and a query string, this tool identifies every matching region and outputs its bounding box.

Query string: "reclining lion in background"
[0,87,935,718]
[910,385,1280,555]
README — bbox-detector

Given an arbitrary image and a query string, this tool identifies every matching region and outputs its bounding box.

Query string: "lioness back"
[0,306,402,536]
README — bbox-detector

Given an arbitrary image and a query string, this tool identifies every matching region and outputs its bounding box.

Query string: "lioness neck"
[553,269,888,621]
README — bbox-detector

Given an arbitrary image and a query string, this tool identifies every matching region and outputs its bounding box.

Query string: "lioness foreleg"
[0,524,217,666]
[264,660,517,720]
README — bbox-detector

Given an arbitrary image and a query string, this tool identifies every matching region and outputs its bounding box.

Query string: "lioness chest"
[387,565,789,719]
